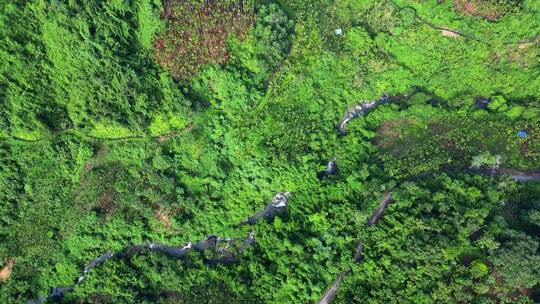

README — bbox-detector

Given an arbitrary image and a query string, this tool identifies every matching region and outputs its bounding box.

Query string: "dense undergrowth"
[1,0,539,303]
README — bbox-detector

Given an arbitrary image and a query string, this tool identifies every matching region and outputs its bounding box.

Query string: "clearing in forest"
[373,112,539,177]
[154,0,255,80]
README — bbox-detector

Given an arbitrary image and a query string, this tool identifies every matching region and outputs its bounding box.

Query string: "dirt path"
[0,124,197,147]
[383,0,539,45]
[468,168,540,182]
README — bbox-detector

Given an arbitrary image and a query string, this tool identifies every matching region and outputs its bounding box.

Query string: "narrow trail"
[317,192,392,303]
[468,168,540,181]
[383,0,539,45]
[0,124,197,147]
[317,270,349,304]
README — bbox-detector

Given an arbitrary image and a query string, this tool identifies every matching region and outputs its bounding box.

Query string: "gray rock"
[242,192,292,225]
[194,236,219,252]
[83,251,114,274]
[318,157,338,180]
[338,94,390,135]
[152,242,193,258]
[366,192,393,227]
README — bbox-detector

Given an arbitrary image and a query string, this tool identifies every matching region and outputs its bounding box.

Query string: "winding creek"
[28,193,289,304]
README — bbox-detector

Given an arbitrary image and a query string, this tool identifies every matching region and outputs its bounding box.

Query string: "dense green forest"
[1,0,539,303]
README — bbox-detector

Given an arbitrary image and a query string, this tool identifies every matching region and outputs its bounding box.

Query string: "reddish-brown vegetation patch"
[454,0,522,21]
[454,0,501,21]
[487,266,535,300]
[154,0,255,81]
[374,117,418,156]
[95,190,117,218]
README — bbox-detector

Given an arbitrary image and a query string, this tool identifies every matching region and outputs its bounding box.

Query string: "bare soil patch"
[374,117,417,156]
[157,124,196,142]
[487,266,535,300]
[153,205,174,229]
[95,190,117,218]
[441,29,460,38]
[0,258,15,282]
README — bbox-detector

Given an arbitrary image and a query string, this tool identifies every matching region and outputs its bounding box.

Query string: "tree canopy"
[1,0,539,303]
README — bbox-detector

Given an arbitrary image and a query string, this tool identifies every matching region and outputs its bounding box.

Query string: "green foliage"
[89,122,136,139]
[492,230,540,288]
[471,151,501,169]
[343,27,373,56]
[253,4,294,71]
[0,0,190,136]
[226,3,293,86]
[525,210,540,227]
[136,0,163,49]
[1,0,540,303]
[338,176,509,303]
[470,260,489,279]
[148,113,186,136]
[488,96,509,112]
